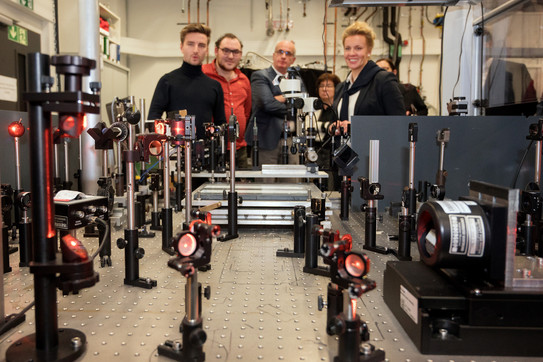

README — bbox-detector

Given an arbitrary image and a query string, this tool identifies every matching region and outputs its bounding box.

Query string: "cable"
[451,5,472,99]
[2,218,108,335]
[438,7,449,115]
[18,300,35,315]
[479,2,485,112]
[138,154,166,183]
[511,139,534,189]
[316,136,333,155]
[354,7,368,22]
[407,7,413,84]
[322,0,328,71]
[306,112,324,144]
[0,300,35,336]
[419,6,426,89]
[241,51,272,67]
[138,159,161,183]
[364,8,378,23]
[425,6,438,25]
[91,217,110,260]
[138,144,182,184]
[53,0,61,91]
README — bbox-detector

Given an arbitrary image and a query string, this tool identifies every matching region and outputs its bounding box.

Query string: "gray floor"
[0,208,540,361]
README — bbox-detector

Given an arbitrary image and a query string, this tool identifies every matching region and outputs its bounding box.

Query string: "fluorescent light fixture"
[330,0,460,6]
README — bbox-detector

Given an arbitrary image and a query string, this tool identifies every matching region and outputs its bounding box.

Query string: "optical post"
[115,97,157,289]
[8,120,33,267]
[218,111,240,242]
[252,120,259,169]
[162,128,175,255]
[183,116,197,229]
[317,228,385,362]
[87,121,126,267]
[158,221,220,361]
[360,141,388,254]
[6,53,101,362]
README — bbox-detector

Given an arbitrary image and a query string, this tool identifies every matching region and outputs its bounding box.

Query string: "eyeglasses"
[319,84,335,89]
[275,49,294,57]
[219,48,242,56]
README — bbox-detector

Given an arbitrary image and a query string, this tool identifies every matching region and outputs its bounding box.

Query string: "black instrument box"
[383,260,543,356]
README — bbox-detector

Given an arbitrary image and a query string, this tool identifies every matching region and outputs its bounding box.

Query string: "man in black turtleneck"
[148,23,226,139]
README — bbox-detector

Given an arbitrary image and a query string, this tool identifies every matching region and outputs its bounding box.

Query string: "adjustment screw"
[317,295,325,311]
[116,238,127,249]
[71,336,83,349]
[361,343,372,355]
[135,248,145,259]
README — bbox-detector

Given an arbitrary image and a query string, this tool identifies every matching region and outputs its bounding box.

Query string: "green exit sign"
[8,25,28,46]
[19,0,33,10]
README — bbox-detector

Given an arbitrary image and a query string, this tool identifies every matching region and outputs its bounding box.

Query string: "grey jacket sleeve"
[251,70,286,118]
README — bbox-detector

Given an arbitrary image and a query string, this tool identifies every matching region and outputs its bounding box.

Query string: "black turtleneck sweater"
[148,62,226,139]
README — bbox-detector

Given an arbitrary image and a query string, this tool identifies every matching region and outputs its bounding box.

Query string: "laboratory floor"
[0,207,539,362]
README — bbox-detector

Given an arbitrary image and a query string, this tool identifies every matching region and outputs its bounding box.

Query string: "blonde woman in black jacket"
[330,22,405,135]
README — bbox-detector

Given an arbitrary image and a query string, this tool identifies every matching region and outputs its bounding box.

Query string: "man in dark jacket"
[245,40,301,167]
[376,58,428,116]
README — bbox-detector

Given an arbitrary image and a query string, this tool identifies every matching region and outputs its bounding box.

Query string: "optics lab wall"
[122,0,445,116]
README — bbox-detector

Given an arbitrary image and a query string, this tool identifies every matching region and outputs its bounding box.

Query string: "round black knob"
[189,328,207,347]
[72,211,85,220]
[125,109,141,125]
[290,145,297,154]
[135,247,145,259]
[327,317,344,336]
[116,238,126,249]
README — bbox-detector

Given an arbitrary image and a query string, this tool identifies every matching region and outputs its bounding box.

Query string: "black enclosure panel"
[0,25,41,111]
[350,116,538,212]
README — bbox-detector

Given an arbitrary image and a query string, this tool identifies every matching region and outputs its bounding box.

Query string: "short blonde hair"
[342,21,376,49]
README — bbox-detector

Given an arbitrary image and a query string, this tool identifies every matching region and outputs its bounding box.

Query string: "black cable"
[1,218,109,336]
[438,7,449,115]
[451,5,472,98]
[511,140,534,189]
[53,0,61,91]
[91,217,110,260]
[321,101,339,126]
[316,135,333,155]
[425,7,433,24]
[53,0,59,55]
[18,300,35,315]
[0,300,35,336]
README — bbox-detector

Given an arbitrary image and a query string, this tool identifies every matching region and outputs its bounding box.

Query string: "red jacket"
[202,61,251,149]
